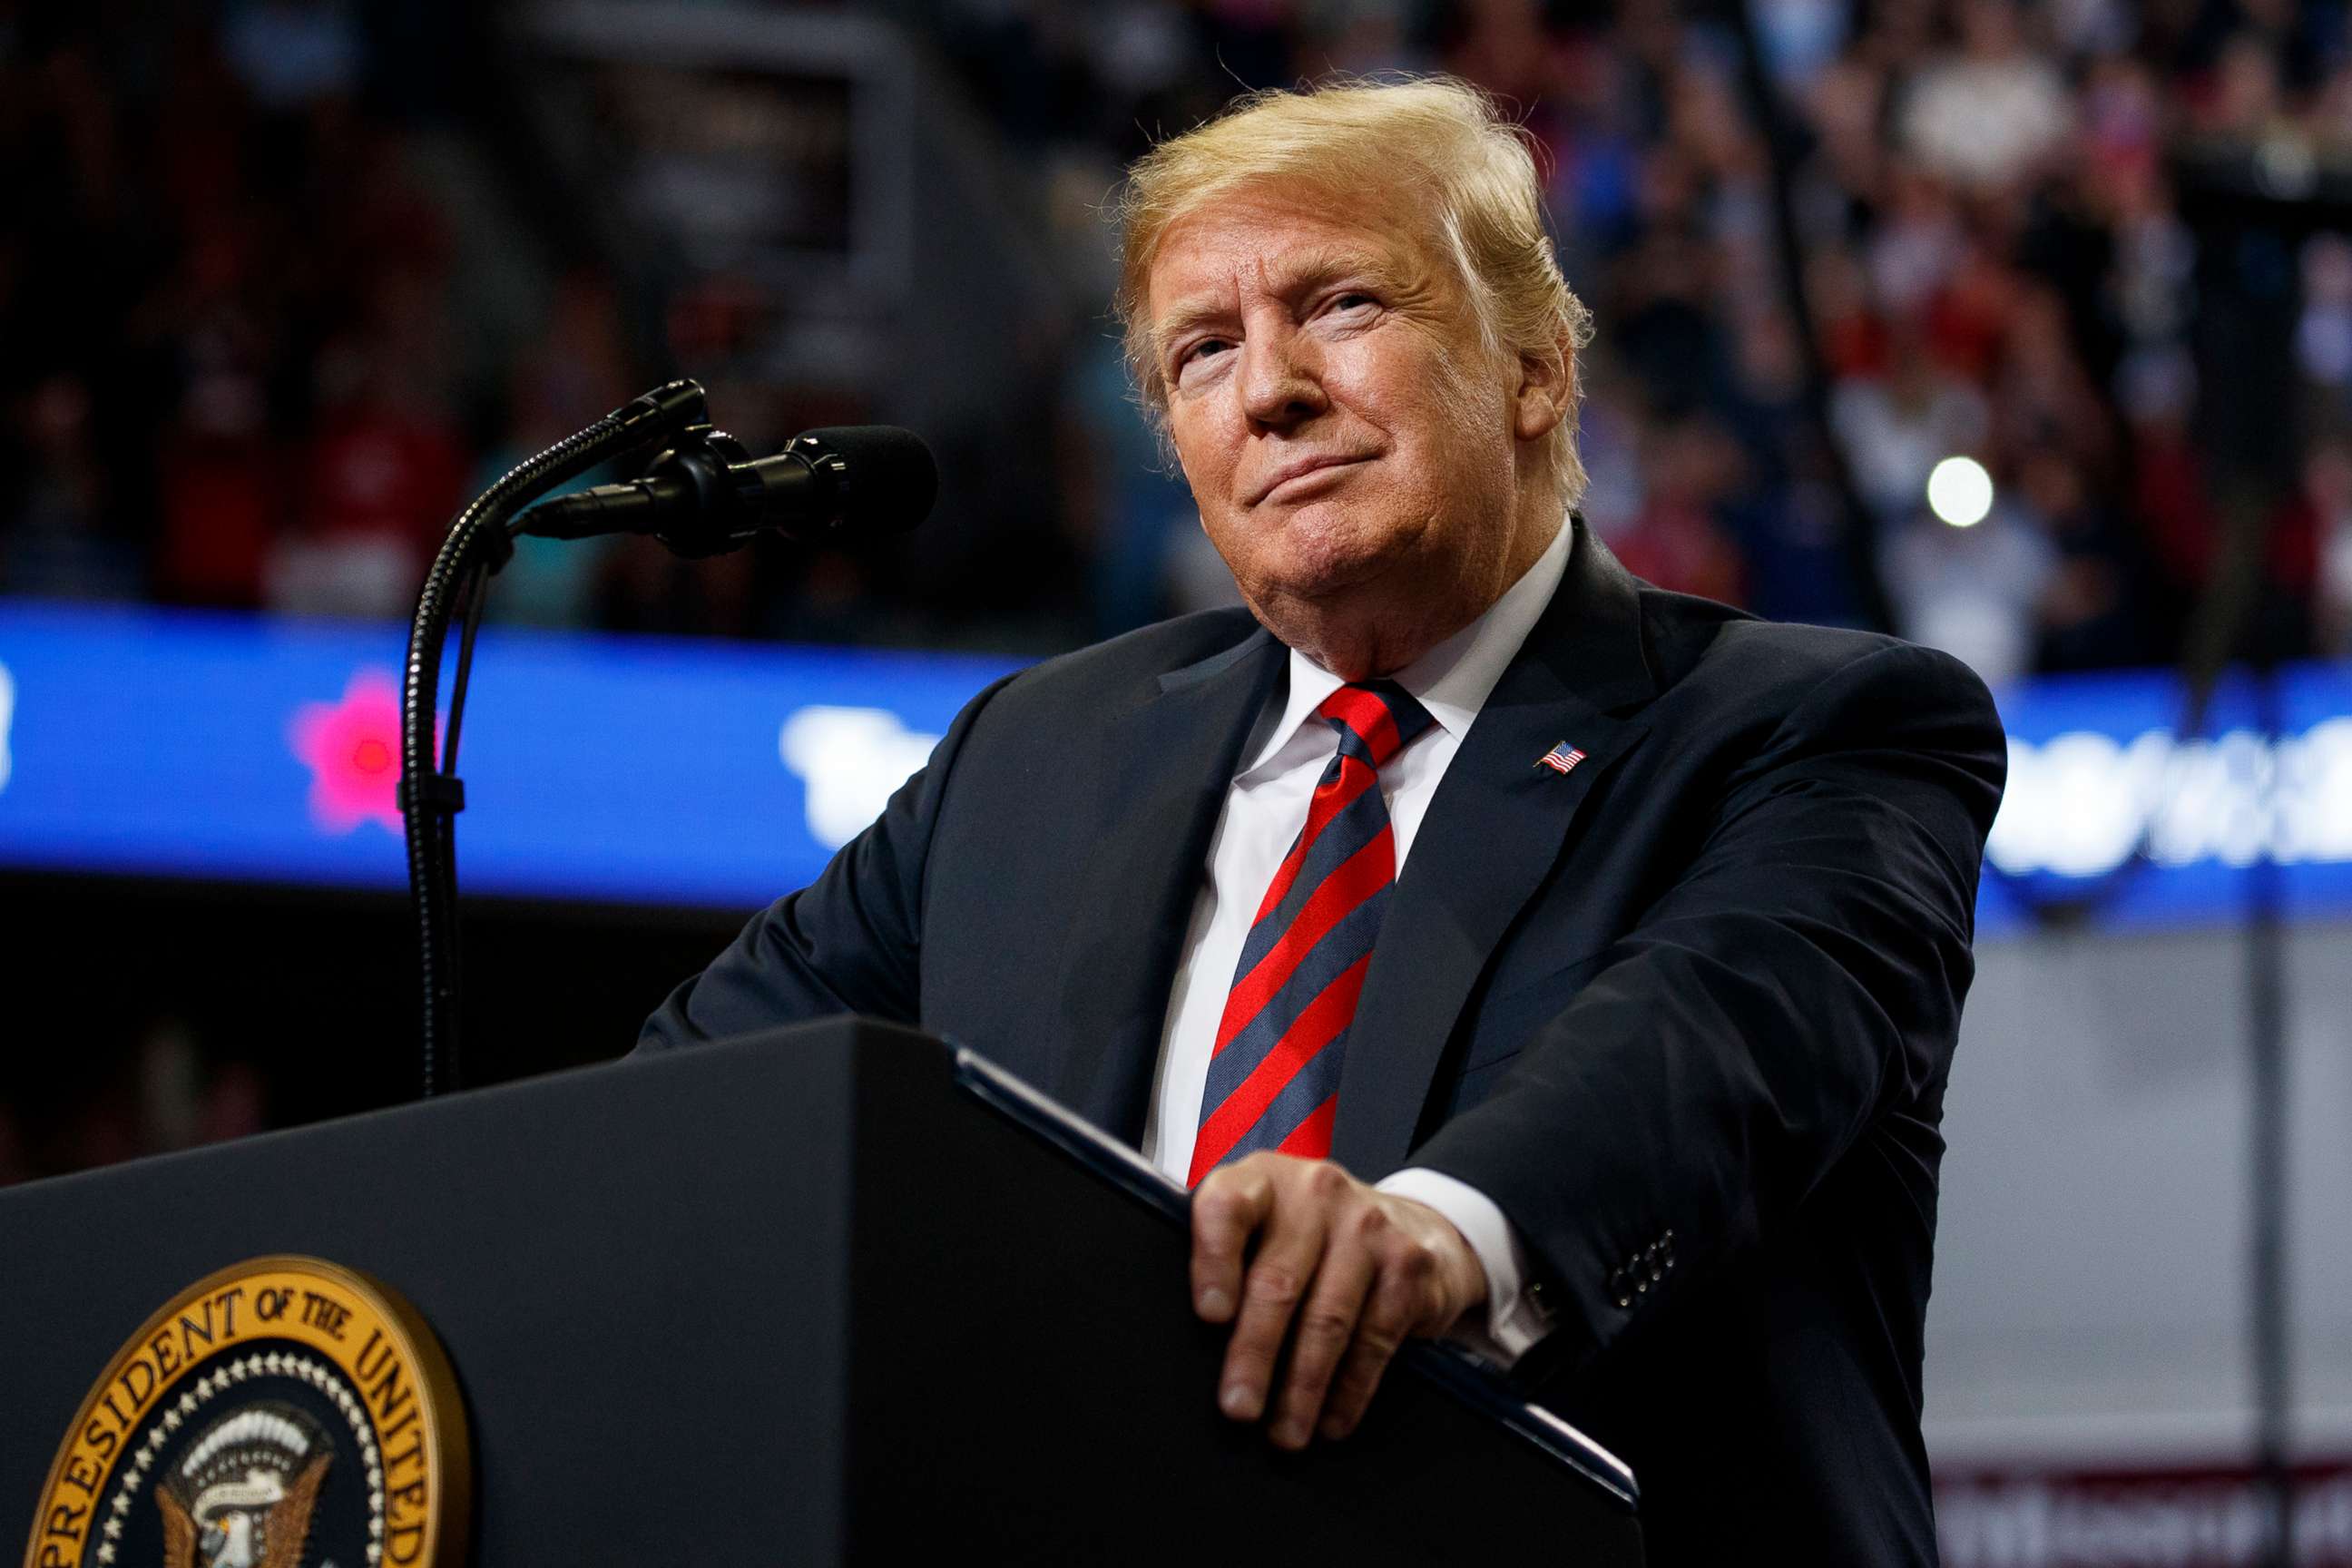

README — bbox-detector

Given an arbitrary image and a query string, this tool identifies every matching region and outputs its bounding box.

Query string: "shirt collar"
[1237,516,1575,779]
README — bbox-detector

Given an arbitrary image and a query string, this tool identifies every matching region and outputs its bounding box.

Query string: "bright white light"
[779,706,941,848]
[1926,456,1994,528]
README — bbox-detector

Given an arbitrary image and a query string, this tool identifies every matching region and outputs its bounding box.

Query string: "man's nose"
[1238,328,1327,430]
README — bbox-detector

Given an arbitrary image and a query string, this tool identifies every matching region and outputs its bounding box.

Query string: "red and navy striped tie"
[1189,681,1436,1185]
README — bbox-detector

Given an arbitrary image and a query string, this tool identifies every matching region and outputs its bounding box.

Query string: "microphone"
[520,425,938,557]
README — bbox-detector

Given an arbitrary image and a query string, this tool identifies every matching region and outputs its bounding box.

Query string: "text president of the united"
[638,77,2005,1563]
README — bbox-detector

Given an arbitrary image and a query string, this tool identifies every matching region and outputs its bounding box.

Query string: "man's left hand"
[1190,1152,1487,1448]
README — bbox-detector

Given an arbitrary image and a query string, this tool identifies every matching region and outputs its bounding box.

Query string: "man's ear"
[1512,329,1574,443]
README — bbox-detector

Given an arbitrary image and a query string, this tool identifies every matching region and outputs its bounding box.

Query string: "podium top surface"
[951,1044,1638,1506]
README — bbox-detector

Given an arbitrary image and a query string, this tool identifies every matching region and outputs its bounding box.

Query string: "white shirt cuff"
[1374,1167,1553,1367]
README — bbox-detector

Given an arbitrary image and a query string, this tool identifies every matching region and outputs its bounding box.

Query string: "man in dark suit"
[640,77,2004,1563]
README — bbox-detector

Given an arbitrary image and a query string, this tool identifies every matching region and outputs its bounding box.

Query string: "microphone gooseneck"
[401,377,712,1098]
[399,382,938,1105]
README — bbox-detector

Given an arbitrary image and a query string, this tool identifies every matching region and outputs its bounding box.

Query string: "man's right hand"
[1190,1151,1487,1450]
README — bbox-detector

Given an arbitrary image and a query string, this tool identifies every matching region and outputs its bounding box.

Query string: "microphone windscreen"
[802,426,938,534]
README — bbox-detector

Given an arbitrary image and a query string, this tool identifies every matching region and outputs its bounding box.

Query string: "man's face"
[1144,184,1534,642]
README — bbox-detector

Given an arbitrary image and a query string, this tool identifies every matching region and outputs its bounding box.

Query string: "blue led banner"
[1976,663,2352,932]
[2,599,2349,929]
[0,601,1014,909]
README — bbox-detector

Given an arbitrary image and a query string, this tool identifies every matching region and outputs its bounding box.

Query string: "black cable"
[444,560,491,775]
[414,559,494,1076]
[403,514,515,1102]
[2245,660,2293,1568]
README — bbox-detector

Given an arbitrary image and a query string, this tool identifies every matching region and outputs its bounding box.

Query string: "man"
[641,77,2004,1563]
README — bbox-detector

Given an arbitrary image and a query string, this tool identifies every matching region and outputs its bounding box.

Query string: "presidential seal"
[22,1258,469,1568]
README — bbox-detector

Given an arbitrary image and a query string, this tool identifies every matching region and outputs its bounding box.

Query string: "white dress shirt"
[1142,518,1575,1362]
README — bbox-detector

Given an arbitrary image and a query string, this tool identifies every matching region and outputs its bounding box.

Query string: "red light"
[289,670,426,834]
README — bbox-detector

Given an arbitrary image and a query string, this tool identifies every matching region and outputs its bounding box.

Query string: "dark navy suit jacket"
[639,519,2006,1563]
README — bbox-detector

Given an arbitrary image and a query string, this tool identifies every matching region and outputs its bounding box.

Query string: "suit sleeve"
[1405,640,2005,1370]
[634,671,1021,1053]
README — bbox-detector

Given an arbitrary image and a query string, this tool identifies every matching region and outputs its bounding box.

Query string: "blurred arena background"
[4,0,2351,1559]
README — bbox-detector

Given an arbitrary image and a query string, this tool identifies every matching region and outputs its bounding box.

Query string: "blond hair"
[1112,75,1595,512]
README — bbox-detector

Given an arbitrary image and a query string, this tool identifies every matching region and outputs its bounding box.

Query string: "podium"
[0,1019,1642,1562]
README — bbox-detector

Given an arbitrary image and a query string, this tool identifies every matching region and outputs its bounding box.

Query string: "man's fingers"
[1268,1205,1380,1448]
[1317,1237,1439,1439]
[1190,1163,1275,1324]
[1192,1160,1481,1446]
[1215,1164,1338,1423]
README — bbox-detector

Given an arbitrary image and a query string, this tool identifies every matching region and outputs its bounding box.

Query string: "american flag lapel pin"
[1537,740,1586,776]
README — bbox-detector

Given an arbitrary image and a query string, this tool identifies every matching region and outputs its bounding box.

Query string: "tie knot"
[1315,680,1435,770]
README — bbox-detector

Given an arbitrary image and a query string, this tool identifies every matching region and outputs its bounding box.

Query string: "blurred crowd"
[973,0,2352,681]
[6,0,2352,685]
[0,1020,266,1188]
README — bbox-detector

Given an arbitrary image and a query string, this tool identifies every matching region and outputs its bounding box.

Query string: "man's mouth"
[1251,454,1371,505]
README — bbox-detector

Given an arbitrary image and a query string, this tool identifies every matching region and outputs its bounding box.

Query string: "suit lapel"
[1331,522,1660,1176]
[1046,628,1284,1142]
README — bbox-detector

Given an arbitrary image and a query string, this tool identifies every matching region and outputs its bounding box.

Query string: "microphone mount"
[517,422,928,555]
[648,427,768,558]
[521,425,840,556]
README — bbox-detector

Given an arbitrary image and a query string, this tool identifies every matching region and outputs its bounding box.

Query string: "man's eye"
[1328,292,1378,314]
[1176,338,1231,375]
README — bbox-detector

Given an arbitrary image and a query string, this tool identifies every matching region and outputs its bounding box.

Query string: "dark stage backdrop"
[1,873,742,1181]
